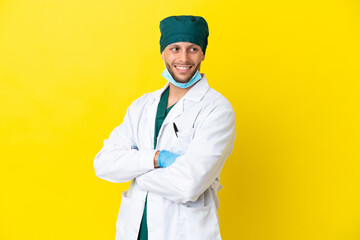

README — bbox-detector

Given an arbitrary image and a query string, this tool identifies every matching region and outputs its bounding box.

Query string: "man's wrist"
[154,150,160,168]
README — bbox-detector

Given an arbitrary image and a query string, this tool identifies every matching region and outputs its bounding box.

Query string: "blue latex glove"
[158,150,181,168]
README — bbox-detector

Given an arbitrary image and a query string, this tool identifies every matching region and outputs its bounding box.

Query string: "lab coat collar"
[182,74,210,102]
[150,83,170,100]
[146,74,210,140]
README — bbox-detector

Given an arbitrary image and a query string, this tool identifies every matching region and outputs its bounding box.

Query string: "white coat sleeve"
[136,105,236,203]
[94,105,157,183]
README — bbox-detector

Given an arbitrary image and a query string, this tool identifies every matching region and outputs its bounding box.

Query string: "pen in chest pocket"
[173,122,178,137]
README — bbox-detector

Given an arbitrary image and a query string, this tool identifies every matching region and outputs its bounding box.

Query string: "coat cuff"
[140,149,157,172]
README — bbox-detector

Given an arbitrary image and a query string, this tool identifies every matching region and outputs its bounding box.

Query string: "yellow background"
[1,0,359,239]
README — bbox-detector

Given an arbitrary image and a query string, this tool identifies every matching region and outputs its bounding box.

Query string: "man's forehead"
[167,42,201,47]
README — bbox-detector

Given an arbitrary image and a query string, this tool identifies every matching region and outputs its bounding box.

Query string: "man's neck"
[167,82,195,108]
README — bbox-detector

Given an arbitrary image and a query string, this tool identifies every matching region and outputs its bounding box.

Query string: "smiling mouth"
[174,65,192,71]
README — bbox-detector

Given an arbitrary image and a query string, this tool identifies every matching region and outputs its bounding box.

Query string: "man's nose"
[178,50,189,63]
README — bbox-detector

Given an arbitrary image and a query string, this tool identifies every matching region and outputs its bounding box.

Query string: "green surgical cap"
[160,15,209,54]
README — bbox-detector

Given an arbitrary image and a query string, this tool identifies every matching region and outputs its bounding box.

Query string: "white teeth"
[176,66,190,70]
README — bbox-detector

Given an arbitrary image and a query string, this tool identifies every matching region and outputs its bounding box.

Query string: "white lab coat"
[94,74,236,240]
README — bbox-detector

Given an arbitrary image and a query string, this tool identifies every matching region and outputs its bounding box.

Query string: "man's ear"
[202,54,205,61]
[161,52,164,60]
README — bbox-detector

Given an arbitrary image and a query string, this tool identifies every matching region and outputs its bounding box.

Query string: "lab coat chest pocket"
[171,127,195,155]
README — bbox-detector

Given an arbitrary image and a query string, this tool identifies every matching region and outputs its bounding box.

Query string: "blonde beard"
[164,62,201,83]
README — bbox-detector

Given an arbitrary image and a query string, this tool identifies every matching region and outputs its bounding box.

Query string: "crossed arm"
[94,104,236,203]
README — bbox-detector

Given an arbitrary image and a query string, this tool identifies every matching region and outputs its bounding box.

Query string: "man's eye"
[190,48,198,52]
[171,48,179,51]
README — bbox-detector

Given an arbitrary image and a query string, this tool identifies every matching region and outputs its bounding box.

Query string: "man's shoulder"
[128,87,163,109]
[132,92,154,105]
[203,87,234,112]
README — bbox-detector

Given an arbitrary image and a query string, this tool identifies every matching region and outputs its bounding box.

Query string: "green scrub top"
[138,86,175,240]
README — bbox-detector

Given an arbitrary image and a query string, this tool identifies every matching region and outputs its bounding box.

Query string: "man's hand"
[156,150,181,168]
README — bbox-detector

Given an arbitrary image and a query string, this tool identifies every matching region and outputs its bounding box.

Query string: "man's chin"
[173,78,191,84]
[173,73,195,84]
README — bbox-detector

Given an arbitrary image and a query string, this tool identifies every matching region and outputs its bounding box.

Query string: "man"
[94,15,236,240]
